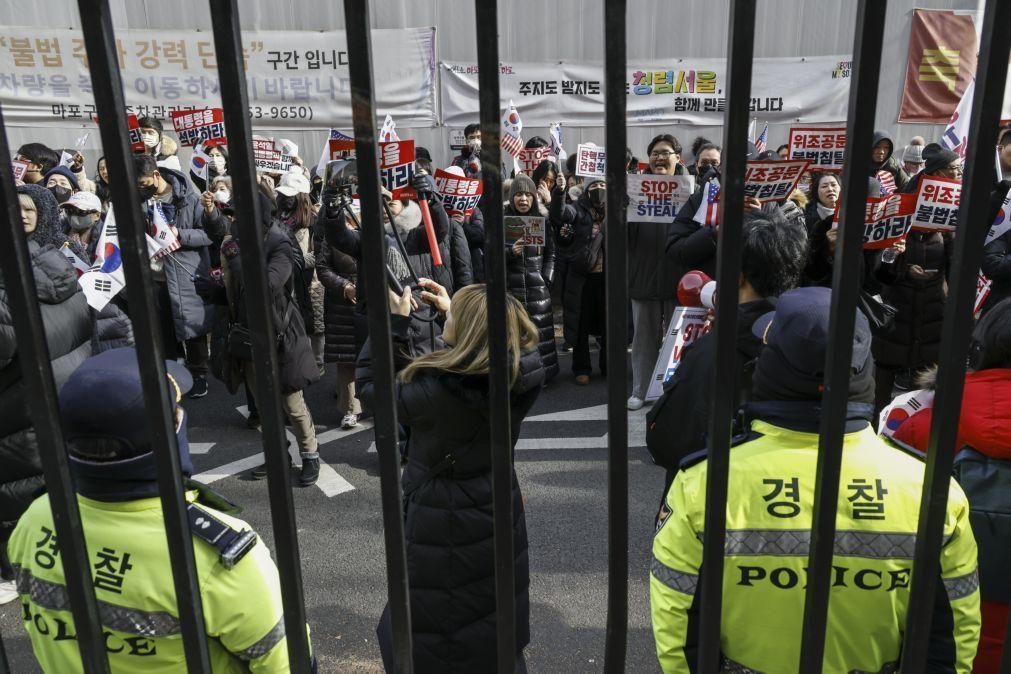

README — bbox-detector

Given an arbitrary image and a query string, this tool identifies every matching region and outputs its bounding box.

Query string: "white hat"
[279,139,299,157]
[61,191,102,213]
[276,171,311,196]
[443,165,466,177]
[156,156,182,173]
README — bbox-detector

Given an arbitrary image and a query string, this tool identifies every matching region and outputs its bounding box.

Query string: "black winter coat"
[976,181,1011,315]
[448,220,474,290]
[629,165,691,300]
[505,203,558,381]
[872,229,953,368]
[461,209,486,283]
[0,241,92,541]
[550,187,604,346]
[356,317,544,672]
[316,237,359,364]
[666,169,720,281]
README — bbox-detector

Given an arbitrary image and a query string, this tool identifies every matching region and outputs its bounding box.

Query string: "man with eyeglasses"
[626,134,689,410]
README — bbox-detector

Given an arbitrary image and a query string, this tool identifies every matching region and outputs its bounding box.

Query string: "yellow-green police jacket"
[651,418,981,674]
[8,490,299,673]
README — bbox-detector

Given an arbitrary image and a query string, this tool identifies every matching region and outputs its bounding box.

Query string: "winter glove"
[412,173,435,204]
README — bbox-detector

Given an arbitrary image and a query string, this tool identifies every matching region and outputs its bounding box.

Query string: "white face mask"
[141,131,159,148]
[210,156,226,172]
[467,138,481,152]
[214,189,231,204]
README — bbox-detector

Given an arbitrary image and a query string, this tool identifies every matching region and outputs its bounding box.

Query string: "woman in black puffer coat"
[504,174,559,382]
[316,235,362,428]
[1,185,92,585]
[358,282,544,673]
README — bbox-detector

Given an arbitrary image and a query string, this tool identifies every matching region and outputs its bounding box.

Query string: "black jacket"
[316,237,359,364]
[551,187,604,345]
[461,209,487,283]
[356,317,544,672]
[665,168,720,281]
[629,165,690,300]
[646,299,771,470]
[505,203,558,381]
[977,181,1011,315]
[448,220,474,290]
[869,130,910,195]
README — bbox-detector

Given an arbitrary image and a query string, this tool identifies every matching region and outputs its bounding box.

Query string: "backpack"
[952,446,1011,602]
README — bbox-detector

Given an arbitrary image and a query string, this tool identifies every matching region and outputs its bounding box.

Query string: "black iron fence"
[1,0,1010,672]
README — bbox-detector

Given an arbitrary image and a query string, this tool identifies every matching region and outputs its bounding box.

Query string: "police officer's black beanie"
[751,342,876,403]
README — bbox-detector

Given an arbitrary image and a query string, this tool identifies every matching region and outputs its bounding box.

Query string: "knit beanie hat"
[922,143,959,175]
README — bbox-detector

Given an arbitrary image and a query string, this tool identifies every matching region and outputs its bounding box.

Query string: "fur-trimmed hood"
[385,200,422,239]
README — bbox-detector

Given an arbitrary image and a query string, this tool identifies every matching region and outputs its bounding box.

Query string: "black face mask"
[276,194,297,215]
[49,186,73,204]
[588,187,606,207]
[138,184,157,201]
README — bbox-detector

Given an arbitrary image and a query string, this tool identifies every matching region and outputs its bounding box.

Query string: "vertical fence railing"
[76,0,212,670]
[602,0,629,671]
[696,1,755,671]
[342,1,415,672]
[473,2,519,671]
[799,2,887,670]
[0,107,109,673]
[208,1,313,671]
[901,0,1011,669]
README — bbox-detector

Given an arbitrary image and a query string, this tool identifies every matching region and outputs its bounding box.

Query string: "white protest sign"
[626,174,695,222]
[911,176,961,232]
[11,160,29,182]
[576,143,606,178]
[788,127,846,171]
[504,215,546,246]
[646,307,711,401]
[517,147,553,174]
[743,159,810,203]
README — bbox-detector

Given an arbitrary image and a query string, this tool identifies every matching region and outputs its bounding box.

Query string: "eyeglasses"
[650,151,675,159]
[941,163,964,177]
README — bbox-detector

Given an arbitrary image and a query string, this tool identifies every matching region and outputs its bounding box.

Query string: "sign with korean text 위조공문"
[788,127,846,171]
[911,175,961,232]
[743,159,810,203]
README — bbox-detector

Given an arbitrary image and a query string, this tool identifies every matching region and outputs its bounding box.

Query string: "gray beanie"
[509,174,536,201]
[901,144,924,165]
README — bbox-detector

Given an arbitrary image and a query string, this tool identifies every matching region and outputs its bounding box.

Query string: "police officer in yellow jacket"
[651,287,980,673]
[7,348,313,672]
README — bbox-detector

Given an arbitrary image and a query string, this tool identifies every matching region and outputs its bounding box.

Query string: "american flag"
[693,179,721,228]
[500,99,524,159]
[754,123,769,153]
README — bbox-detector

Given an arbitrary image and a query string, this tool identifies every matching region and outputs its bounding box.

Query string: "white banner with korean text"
[0,27,437,128]
[441,56,852,127]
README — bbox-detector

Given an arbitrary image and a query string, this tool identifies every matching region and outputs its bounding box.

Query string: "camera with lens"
[322,159,358,216]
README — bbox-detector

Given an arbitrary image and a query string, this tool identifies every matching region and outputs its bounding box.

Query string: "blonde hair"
[399,284,540,386]
[18,193,36,211]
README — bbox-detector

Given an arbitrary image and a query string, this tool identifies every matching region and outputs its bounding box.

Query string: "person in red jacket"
[882,297,1011,673]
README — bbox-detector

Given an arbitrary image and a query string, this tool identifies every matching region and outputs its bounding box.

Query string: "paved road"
[1,348,666,673]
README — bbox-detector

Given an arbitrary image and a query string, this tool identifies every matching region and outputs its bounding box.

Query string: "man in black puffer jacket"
[1,184,92,599]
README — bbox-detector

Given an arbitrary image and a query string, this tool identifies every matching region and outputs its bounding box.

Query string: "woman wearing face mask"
[201,175,233,236]
[358,281,544,673]
[42,165,79,206]
[504,174,559,382]
[190,145,229,194]
[137,116,164,158]
[551,176,608,384]
[0,185,93,603]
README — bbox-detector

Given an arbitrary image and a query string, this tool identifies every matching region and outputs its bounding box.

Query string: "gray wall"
[1,0,984,172]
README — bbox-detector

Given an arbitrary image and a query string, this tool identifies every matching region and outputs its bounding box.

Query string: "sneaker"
[0,579,17,605]
[575,374,590,386]
[299,458,320,487]
[246,413,261,431]
[627,396,644,411]
[341,414,358,430]
[187,375,209,399]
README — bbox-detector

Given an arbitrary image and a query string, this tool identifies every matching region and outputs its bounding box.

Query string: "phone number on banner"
[49,103,316,123]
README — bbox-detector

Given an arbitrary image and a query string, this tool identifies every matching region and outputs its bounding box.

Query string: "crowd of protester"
[1,112,1010,672]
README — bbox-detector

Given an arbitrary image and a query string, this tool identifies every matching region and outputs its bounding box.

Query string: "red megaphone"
[677,270,713,307]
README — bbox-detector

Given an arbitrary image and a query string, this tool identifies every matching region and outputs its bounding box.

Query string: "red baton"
[418,199,443,267]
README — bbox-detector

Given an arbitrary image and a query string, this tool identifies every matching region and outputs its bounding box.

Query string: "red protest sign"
[912,175,960,232]
[851,193,917,250]
[517,147,552,174]
[11,159,28,182]
[127,114,145,154]
[380,140,416,200]
[743,159,810,203]
[433,168,483,219]
[788,127,846,171]
[328,138,356,161]
[170,108,227,148]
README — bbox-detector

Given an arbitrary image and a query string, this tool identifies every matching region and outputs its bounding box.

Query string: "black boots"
[299,458,320,487]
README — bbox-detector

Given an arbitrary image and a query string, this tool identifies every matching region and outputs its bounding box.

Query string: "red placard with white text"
[170,108,227,148]
[788,127,846,171]
[433,168,482,218]
[912,175,961,232]
[126,114,145,154]
[380,140,416,200]
[837,193,917,250]
[11,159,28,182]
[328,138,356,161]
[743,159,810,203]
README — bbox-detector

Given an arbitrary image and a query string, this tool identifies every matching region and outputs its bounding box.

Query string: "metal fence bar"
[799,2,887,670]
[696,1,756,671]
[473,1,518,670]
[208,1,313,671]
[0,107,109,673]
[342,1,414,671]
[900,0,1011,668]
[602,0,629,670]
[1002,606,1011,673]
[75,1,212,669]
